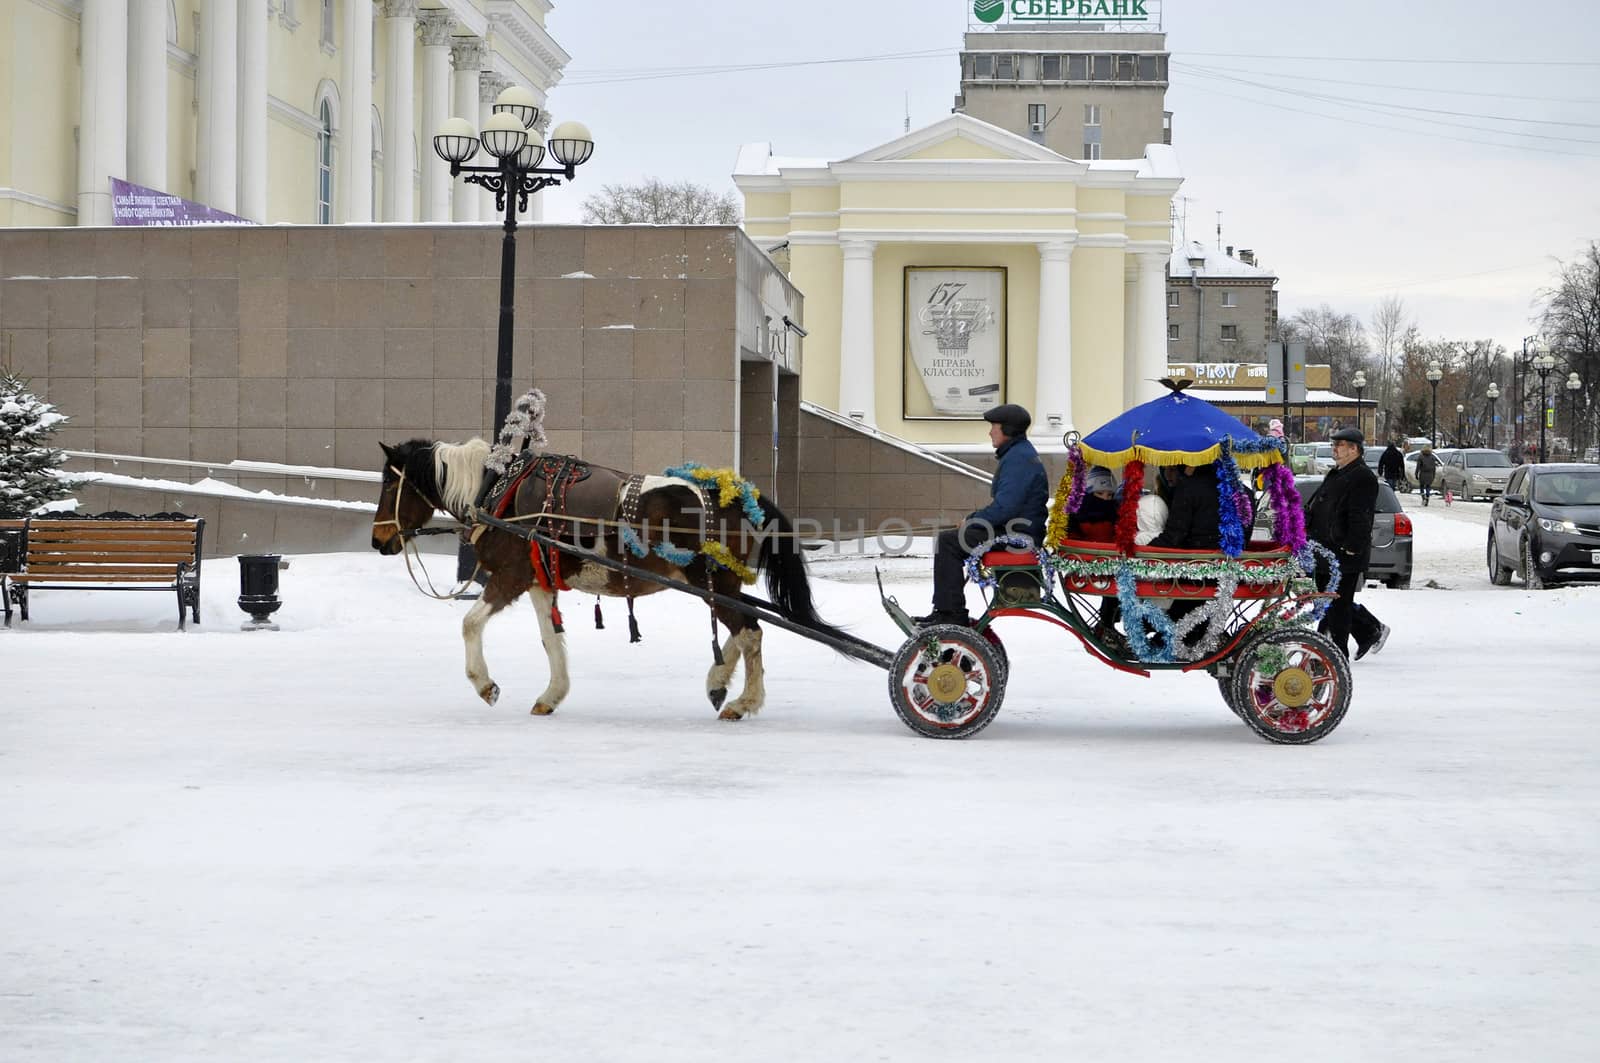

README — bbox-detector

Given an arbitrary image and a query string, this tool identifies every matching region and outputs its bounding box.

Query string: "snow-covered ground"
[4,504,1598,1061]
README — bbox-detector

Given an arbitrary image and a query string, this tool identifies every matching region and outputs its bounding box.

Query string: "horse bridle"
[373,461,447,544]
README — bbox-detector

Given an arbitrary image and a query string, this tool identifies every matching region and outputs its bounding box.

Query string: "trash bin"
[237,553,283,629]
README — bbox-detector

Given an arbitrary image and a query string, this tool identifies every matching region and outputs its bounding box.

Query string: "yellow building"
[735,113,1179,450]
[0,0,568,228]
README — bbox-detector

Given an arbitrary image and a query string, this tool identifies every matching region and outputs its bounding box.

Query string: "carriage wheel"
[979,625,1009,680]
[1228,627,1351,744]
[888,625,1006,740]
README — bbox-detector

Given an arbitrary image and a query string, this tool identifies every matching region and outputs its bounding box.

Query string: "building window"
[1222,291,1237,307]
[320,0,333,47]
[1068,54,1088,80]
[996,54,1015,80]
[316,100,332,224]
[1163,111,1173,145]
[1084,104,1101,126]
[1082,142,1101,161]
[1041,54,1061,80]
[1117,54,1138,80]
[1139,55,1165,81]
[1168,324,1181,341]
[1091,54,1113,80]
[1168,290,1180,308]
[973,54,993,78]
[1028,103,1046,132]
[1221,325,1239,342]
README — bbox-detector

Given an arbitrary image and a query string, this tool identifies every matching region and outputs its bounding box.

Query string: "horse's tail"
[755,496,841,636]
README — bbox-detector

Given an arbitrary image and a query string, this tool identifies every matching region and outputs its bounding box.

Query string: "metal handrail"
[63,450,381,483]
[798,402,993,484]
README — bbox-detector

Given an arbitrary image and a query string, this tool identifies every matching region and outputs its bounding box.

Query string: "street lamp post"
[1567,371,1583,460]
[1486,382,1500,451]
[1533,341,1556,462]
[1426,360,1443,449]
[1456,403,1465,448]
[1352,370,1367,439]
[434,90,595,439]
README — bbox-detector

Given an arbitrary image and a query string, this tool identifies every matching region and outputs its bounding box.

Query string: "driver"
[915,404,1049,627]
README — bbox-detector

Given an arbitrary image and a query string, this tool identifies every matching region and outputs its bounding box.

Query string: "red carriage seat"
[980,550,1040,568]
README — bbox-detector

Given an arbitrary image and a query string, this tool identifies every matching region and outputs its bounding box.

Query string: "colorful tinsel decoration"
[963,533,1046,590]
[1261,462,1306,551]
[618,524,649,559]
[653,540,697,567]
[1116,564,1177,663]
[1045,443,1088,548]
[1215,457,1246,559]
[699,540,757,584]
[1293,540,1341,622]
[1115,460,1145,556]
[1051,553,1300,585]
[664,464,765,527]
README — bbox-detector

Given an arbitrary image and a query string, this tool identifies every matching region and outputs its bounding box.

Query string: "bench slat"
[25,520,200,531]
[24,531,197,546]
[11,572,178,583]
[18,563,181,575]
[26,542,198,557]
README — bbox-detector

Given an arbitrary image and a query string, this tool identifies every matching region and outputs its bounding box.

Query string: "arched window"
[317,100,333,224]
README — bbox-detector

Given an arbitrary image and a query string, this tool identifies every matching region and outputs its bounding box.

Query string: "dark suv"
[1487,464,1600,588]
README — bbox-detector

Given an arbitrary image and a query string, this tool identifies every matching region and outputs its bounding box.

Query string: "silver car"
[1438,448,1514,501]
[1252,475,1414,588]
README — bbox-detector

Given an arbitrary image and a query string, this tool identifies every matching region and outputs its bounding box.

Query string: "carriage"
[877,383,1354,743]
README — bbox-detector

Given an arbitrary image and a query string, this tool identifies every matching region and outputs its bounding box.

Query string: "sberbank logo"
[976,0,1151,22]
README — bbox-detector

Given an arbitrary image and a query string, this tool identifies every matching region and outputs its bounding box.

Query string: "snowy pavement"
[3,504,1598,1061]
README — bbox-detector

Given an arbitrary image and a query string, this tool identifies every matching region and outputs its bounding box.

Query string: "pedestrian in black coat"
[1150,462,1222,551]
[1304,428,1388,659]
[1377,442,1405,492]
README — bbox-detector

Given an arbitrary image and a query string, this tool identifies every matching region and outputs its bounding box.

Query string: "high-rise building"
[953,6,1169,161]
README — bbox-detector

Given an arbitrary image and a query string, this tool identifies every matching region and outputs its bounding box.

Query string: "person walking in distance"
[1304,427,1389,659]
[915,404,1049,627]
[1415,444,1440,506]
[1378,440,1405,493]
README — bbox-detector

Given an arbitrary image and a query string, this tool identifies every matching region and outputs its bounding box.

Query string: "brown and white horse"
[371,437,841,720]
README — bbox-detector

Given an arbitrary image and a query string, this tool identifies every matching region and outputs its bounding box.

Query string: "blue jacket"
[969,435,1050,545]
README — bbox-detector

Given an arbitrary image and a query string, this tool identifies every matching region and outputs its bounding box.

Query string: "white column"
[380,0,417,222]
[527,115,549,222]
[1134,250,1170,404]
[77,0,128,225]
[838,240,877,425]
[127,0,167,193]
[418,10,454,222]
[196,0,237,212]
[238,0,268,220]
[1123,260,1141,410]
[339,0,374,222]
[1033,240,1075,437]
[449,38,484,223]
[477,72,506,222]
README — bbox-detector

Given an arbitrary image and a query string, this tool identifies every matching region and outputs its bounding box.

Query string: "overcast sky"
[535,0,1600,359]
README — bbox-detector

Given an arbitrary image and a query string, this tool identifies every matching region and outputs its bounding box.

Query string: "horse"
[370,436,844,721]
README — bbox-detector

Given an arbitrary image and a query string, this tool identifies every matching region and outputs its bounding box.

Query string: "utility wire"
[1176,64,1600,139]
[1182,52,1600,67]
[1174,63,1600,105]
[563,48,950,87]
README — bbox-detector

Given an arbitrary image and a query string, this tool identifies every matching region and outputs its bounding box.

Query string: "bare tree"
[1281,305,1370,391]
[1368,295,1411,438]
[1536,241,1600,458]
[581,178,741,225]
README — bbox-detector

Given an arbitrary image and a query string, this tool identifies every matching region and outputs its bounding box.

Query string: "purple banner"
[110,178,251,226]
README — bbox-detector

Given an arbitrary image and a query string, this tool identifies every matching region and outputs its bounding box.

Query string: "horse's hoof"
[708,687,727,711]
[531,702,555,716]
[478,682,500,706]
[718,706,744,721]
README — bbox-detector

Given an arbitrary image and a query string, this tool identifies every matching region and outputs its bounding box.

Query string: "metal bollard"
[237,553,283,630]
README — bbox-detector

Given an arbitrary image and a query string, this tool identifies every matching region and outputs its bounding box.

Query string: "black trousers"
[932,522,997,612]
[1314,552,1383,657]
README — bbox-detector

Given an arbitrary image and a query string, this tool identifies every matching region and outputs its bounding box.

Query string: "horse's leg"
[463,592,512,706]
[722,617,766,720]
[705,613,744,715]
[526,586,570,716]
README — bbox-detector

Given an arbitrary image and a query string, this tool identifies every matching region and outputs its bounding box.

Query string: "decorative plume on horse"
[371,388,849,721]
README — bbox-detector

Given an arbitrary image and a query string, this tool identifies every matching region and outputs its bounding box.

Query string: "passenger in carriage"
[1135,465,1179,546]
[1149,462,1222,551]
[915,403,1049,627]
[1067,467,1120,542]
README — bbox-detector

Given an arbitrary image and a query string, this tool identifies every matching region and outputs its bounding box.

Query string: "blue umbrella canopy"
[1078,381,1285,469]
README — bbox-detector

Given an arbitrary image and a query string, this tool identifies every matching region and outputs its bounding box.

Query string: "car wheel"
[1520,538,1546,590]
[1487,534,1512,586]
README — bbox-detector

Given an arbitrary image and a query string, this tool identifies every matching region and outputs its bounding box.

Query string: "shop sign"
[904,267,1007,419]
[975,0,1151,25]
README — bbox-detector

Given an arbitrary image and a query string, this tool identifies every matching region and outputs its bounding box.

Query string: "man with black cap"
[915,403,1049,627]
[1303,426,1390,659]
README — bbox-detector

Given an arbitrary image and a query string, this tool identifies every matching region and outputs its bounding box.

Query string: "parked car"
[1438,448,1514,501]
[1487,463,1600,588]
[1362,449,1383,474]
[1289,442,1317,475]
[1310,443,1336,475]
[1253,475,1414,588]
[1403,448,1456,490]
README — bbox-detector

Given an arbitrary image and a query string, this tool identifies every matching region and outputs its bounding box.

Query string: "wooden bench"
[1,514,205,629]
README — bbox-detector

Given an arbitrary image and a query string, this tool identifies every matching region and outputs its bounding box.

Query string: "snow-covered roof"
[1168,240,1276,279]
[733,142,827,177]
[1185,388,1357,405]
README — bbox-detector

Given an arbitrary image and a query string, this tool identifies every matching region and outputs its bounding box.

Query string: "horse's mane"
[434,438,491,516]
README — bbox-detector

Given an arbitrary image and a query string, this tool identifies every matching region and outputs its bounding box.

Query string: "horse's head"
[372,440,440,555]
